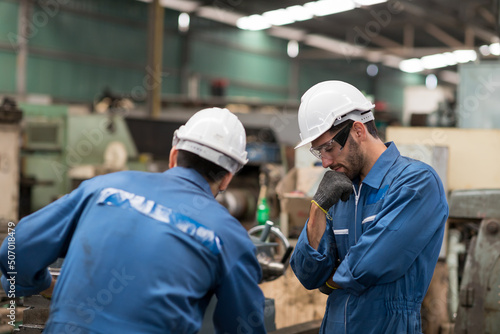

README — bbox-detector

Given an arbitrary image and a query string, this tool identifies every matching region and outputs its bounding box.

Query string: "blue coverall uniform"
[0,167,266,334]
[290,142,449,333]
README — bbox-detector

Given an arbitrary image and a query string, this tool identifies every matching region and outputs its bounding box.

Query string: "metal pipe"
[16,0,30,100]
[446,228,465,320]
[146,0,164,118]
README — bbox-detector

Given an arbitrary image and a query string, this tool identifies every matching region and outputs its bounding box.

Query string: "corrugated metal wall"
[0,0,423,115]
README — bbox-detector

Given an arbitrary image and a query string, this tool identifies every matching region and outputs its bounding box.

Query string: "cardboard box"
[276,167,326,238]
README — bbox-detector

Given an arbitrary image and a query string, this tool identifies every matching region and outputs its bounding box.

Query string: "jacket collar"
[164,167,213,196]
[361,142,400,189]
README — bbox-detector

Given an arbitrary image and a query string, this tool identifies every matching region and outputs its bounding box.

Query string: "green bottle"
[256,183,270,225]
[257,197,270,225]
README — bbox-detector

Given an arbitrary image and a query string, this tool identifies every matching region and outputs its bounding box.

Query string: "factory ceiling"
[161,0,500,77]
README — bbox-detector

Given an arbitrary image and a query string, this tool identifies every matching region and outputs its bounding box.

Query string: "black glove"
[319,283,334,295]
[313,171,353,211]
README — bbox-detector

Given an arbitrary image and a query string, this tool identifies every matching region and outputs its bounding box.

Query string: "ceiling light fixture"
[286,5,314,21]
[304,0,356,16]
[479,45,491,56]
[453,50,477,63]
[178,12,190,33]
[399,58,424,73]
[287,40,300,58]
[354,0,388,6]
[366,64,379,76]
[489,43,500,56]
[421,54,456,69]
[425,74,438,89]
[262,9,295,26]
[236,14,271,30]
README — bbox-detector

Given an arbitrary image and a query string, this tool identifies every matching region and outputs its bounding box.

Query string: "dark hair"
[176,150,229,183]
[329,119,378,139]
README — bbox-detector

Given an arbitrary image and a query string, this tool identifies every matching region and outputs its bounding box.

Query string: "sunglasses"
[309,122,353,160]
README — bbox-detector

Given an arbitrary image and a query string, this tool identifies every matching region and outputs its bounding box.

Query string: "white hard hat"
[173,108,248,174]
[295,81,375,149]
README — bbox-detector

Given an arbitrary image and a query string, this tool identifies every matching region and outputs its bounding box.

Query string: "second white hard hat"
[295,80,375,149]
[173,107,248,174]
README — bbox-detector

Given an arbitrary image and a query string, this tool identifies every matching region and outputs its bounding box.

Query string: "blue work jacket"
[290,142,448,334]
[0,167,266,334]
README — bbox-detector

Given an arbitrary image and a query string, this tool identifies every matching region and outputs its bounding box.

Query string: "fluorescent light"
[453,50,477,63]
[305,0,356,16]
[286,5,314,21]
[399,58,424,73]
[287,40,299,58]
[263,9,295,26]
[366,64,379,76]
[479,45,491,56]
[178,12,190,32]
[442,52,458,66]
[236,15,271,30]
[425,74,438,90]
[421,53,455,69]
[489,42,500,56]
[355,0,388,5]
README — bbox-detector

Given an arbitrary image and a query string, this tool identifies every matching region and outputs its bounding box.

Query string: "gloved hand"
[319,283,334,295]
[313,171,353,212]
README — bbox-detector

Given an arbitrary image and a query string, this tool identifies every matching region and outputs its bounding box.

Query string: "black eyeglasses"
[309,122,353,160]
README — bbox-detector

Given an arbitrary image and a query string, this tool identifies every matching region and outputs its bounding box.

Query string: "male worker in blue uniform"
[290,81,449,333]
[0,108,266,333]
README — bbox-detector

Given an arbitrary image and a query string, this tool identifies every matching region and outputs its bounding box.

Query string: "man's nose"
[321,155,335,168]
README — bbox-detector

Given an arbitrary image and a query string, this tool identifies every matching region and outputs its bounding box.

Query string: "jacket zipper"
[344,294,351,334]
[344,184,361,333]
[353,184,362,243]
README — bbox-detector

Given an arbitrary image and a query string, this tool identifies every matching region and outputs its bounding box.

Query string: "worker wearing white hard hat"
[290,80,449,333]
[0,107,266,333]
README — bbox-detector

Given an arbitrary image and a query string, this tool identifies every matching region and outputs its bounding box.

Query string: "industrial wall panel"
[458,62,500,129]
[191,41,288,86]
[0,0,18,45]
[28,4,148,64]
[26,55,147,101]
[161,34,183,71]
[194,27,287,55]
[53,0,149,22]
[0,51,16,93]
[224,85,287,103]
[299,59,371,96]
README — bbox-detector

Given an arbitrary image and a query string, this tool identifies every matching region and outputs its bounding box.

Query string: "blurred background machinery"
[447,190,500,334]
[0,98,22,224]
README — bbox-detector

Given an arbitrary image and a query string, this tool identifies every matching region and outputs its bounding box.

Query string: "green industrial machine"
[20,104,141,216]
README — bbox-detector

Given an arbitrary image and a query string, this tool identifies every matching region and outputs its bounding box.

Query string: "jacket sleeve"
[0,182,95,297]
[290,218,338,290]
[334,168,448,295]
[212,247,266,334]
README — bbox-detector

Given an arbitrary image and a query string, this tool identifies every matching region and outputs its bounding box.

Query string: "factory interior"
[0,0,500,333]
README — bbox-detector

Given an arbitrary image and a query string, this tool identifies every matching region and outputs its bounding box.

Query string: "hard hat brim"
[294,109,375,149]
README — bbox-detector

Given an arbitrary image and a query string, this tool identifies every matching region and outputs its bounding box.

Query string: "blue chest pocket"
[331,214,350,261]
[362,185,388,232]
[361,200,384,232]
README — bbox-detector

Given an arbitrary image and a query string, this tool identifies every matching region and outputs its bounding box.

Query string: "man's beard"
[341,135,364,181]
